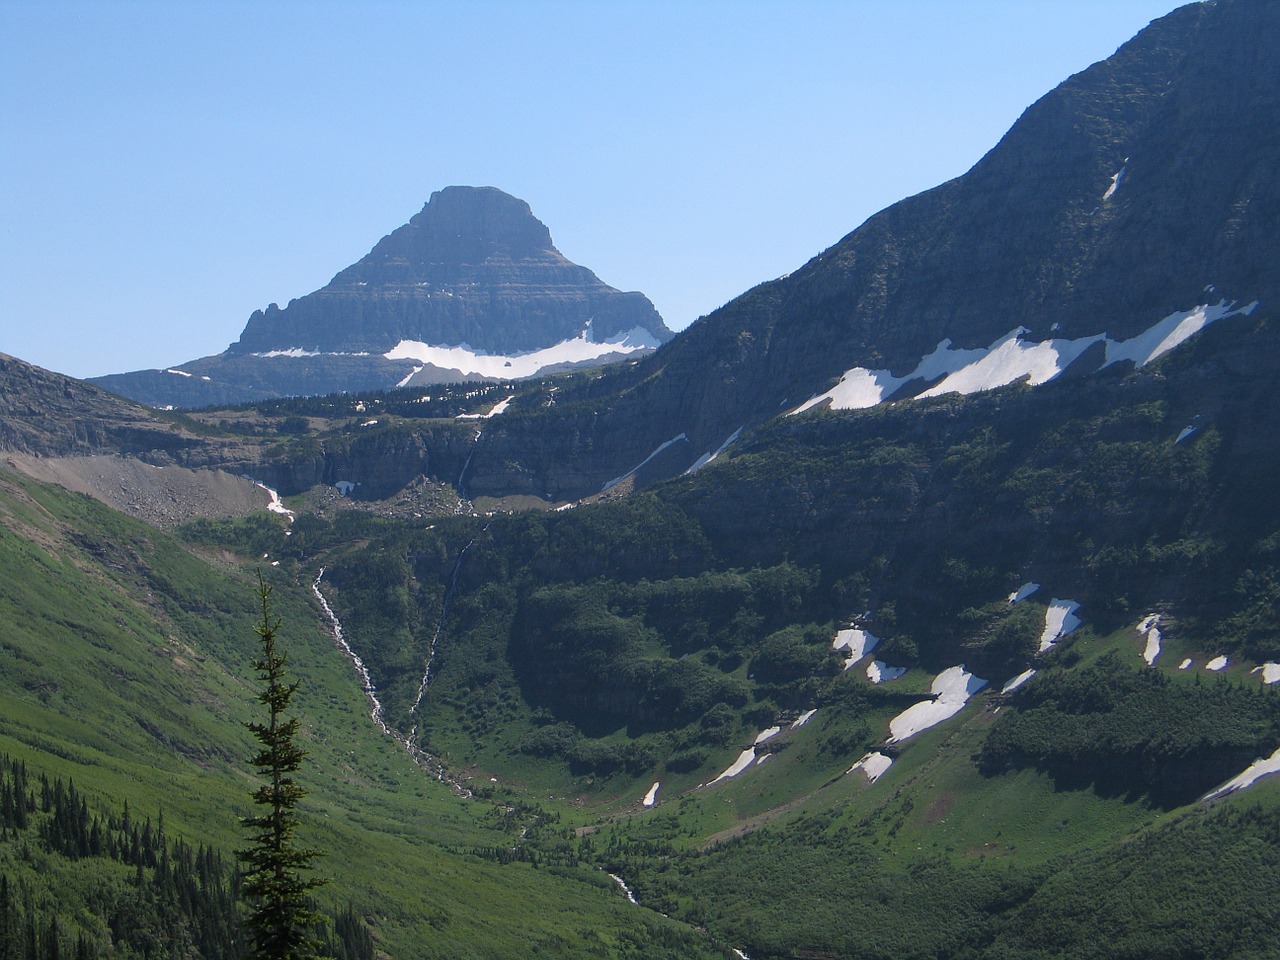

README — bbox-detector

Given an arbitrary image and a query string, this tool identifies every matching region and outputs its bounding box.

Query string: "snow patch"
[867,661,907,683]
[791,709,817,729]
[165,368,192,377]
[789,299,1258,415]
[1039,599,1082,653]
[395,365,424,388]
[832,628,879,670]
[1008,582,1040,604]
[255,347,323,358]
[1203,745,1280,800]
[755,726,782,745]
[709,748,758,784]
[385,325,660,380]
[1001,669,1036,694]
[1206,655,1228,672]
[707,727,780,784]
[686,426,744,474]
[335,481,358,496]
[1179,658,1194,670]
[601,434,688,491]
[888,666,987,743]
[1176,426,1197,443]
[244,478,294,521]
[1262,663,1280,685]
[1103,299,1257,370]
[642,782,660,807]
[456,395,514,419]
[848,752,893,783]
[1138,614,1162,666]
[1102,163,1127,201]
[918,328,1105,400]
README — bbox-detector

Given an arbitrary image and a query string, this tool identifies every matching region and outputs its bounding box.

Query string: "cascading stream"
[313,567,469,796]
[409,536,477,717]
[313,568,391,737]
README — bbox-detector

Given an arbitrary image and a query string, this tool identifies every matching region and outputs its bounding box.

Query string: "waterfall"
[313,567,470,797]
[409,537,476,716]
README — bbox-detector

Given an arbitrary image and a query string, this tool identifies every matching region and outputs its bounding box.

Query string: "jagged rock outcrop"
[91,187,672,408]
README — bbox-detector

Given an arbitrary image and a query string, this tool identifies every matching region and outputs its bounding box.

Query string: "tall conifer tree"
[239,574,327,960]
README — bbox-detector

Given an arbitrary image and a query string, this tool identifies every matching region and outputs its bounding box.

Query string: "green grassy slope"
[0,469,729,959]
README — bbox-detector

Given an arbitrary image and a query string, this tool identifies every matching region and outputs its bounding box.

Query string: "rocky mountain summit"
[92,187,672,408]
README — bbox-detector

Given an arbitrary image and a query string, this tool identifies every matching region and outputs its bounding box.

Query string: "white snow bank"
[791,709,817,729]
[335,480,357,496]
[888,666,987,743]
[1179,658,1194,670]
[601,434,688,491]
[707,728,781,784]
[642,782,660,807]
[1203,745,1280,800]
[789,338,987,414]
[386,324,659,380]
[686,426,744,474]
[1206,655,1228,671]
[1103,299,1257,370]
[1039,599,1082,653]
[165,368,192,377]
[1001,669,1036,694]
[1008,582,1040,604]
[1176,426,1197,443]
[1103,164,1127,201]
[1262,663,1280,684]
[848,752,893,782]
[1138,614,1162,666]
[833,628,879,670]
[918,328,1104,400]
[245,478,294,521]
[709,748,758,784]
[256,347,323,358]
[395,365,424,388]
[456,395,514,420]
[867,661,907,683]
[788,299,1257,416]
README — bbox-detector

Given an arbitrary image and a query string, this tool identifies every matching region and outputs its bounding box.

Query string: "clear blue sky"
[2,0,1181,380]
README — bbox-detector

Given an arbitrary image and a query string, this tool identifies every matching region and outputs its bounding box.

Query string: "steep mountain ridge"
[91,186,672,408]
[456,0,1279,501]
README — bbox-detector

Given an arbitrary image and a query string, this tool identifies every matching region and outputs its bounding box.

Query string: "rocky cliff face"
[91,187,672,408]
[455,0,1280,500]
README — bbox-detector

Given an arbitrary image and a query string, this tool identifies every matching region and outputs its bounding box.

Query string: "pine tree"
[238,574,327,960]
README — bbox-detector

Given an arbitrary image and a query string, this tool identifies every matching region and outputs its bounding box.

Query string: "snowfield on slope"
[1203,746,1280,800]
[833,628,879,670]
[888,666,988,743]
[1039,599,1082,653]
[385,324,661,380]
[790,298,1258,414]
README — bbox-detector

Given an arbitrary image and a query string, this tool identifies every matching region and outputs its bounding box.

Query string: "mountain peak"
[228,184,669,359]
[93,187,672,407]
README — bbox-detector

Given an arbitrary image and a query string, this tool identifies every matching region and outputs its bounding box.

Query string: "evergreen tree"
[238,574,327,960]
